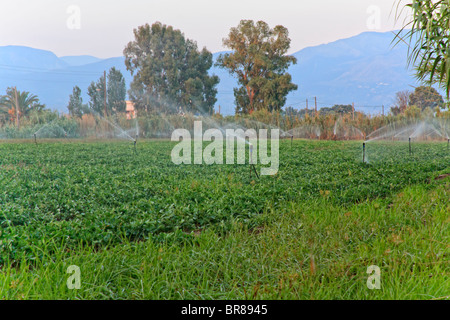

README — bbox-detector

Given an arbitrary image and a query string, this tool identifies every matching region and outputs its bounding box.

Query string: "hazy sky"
[0,0,411,58]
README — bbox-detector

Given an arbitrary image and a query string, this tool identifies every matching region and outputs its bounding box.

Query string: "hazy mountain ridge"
[0,48,133,110]
[0,31,421,115]
[0,46,69,73]
[60,55,103,67]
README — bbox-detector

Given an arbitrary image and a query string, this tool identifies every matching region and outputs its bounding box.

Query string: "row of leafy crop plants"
[0,140,448,264]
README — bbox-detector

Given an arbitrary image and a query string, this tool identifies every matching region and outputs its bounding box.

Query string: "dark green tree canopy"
[123,22,219,114]
[87,78,106,116]
[87,67,126,117]
[320,105,354,115]
[107,67,126,113]
[409,86,444,110]
[68,86,85,118]
[216,20,298,114]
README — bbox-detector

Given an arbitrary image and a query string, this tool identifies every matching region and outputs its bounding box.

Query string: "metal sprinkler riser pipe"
[249,144,253,179]
[409,137,412,155]
[249,144,259,179]
[363,142,366,163]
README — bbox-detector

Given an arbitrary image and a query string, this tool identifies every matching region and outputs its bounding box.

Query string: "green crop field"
[0,139,448,299]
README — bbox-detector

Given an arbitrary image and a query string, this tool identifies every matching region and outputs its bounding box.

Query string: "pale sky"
[0,0,411,58]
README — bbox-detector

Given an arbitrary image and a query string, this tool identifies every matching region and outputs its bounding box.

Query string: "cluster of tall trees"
[68,67,127,118]
[123,20,297,115]
[74,8,450,118]
[123,22,219,115]
[6,4,448,123]
[390,86,444,115]
[124,15,449,117]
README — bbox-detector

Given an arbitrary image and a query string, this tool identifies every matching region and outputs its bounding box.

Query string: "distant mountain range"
[0,31,422,116]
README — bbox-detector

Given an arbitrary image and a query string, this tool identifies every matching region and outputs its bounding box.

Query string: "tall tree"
[107,67,126,113]
[396,0,450,102]
[87,77,106,116]
[409,85,444,110]
[123,22,219,114]
[68,86,85,118]
[88,68,127,117]
[0,96,8,122]
[216,20,298,114]
[390,90,411,115]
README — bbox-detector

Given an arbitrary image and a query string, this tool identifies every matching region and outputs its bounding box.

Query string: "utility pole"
[14,86,19,129]
[104,70,107,118]
[352,102,355,120]
[306,99,308,110]
[382,105,384,116]
[314,97,317,116]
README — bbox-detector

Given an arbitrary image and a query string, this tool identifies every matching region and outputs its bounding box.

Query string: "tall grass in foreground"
[1,182,448,300]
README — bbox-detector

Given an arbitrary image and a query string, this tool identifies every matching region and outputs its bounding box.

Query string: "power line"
[0,75,97,84]
[0,64,108,76]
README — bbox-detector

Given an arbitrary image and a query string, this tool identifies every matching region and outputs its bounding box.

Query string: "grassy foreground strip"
[1,182,448,300]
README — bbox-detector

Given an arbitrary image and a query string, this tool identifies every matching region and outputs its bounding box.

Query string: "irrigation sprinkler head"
[363,142,366,163]
[409,136,412,155]
[133,139,137,155]
[34,133,37,145]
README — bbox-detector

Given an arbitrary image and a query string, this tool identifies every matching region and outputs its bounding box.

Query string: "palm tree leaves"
[395,0,450,100]
[0,87,44,122]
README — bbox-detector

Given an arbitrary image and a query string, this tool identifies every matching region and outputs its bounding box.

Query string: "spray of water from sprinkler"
[63,130,72,143]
